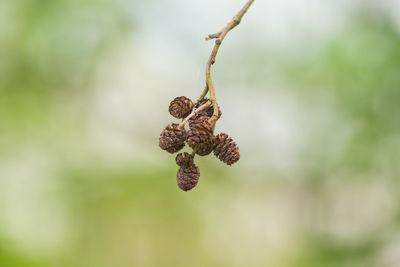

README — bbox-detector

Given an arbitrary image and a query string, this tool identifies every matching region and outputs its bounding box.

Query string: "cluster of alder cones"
[159,96,240,191]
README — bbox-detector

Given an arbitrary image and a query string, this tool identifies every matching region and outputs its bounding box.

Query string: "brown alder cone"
[169,96,194,119]
[195,98,222,119]
[175,152,194,168]
[187,122,215,156]
[188,111,210,129]
[213,133,240,165]
[159,123,187,153]
[177,165,200,191]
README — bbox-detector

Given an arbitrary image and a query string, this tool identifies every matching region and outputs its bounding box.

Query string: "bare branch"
[204,0,255,127]
[178,100,211,129]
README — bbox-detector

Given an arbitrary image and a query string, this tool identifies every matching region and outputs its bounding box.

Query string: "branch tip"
[199,0,254,125]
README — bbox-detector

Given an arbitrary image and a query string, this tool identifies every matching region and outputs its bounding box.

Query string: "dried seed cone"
[188,111,210,129]
[175,152,194,168]
[187,123,215,156]
[177,165,200,191]
[159,123,187,153]
[213,133,240,165]
[169,96,193,119]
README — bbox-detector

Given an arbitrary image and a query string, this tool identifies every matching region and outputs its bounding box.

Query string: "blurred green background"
[1,0,400,266]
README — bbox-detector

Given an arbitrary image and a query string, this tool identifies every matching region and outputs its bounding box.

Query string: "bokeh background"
[1,0,400,266]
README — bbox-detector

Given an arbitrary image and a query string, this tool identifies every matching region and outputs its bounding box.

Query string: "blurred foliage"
[1,0,133,92]
[286,235,379,267]
[282,14,400,173]
[0,0,133,142]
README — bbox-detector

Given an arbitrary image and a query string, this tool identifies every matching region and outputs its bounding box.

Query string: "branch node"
[233,16,241,25]
[205,31,222,41]
[178,100,211,128]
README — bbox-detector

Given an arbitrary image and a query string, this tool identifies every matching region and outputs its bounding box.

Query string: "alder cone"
[159,123,187,153]
[169,96,193,119]
[213,133,240,165]
[187,123,215,156]
[188,111,210,129]
[175,152,194,168]
[177,165,200,191]
[195,98,222,119]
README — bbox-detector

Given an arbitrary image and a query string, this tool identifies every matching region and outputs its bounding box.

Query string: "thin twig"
[205,30,223,40]
[194,84,209,107]
[204,0,255,127]
[178,100,211,128]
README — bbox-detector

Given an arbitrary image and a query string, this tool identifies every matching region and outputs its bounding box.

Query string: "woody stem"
[204,0,255,127]
[178,100,211,129]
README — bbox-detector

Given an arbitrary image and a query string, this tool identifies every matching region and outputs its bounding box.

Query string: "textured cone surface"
[169,96,193,119]
[195,98,222,119]
[175,152,194,168]
[188,111,210,129]
[187,123,215,156]
[177,165,200,191]
[214,133,240,165]
[159,123,187,153]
